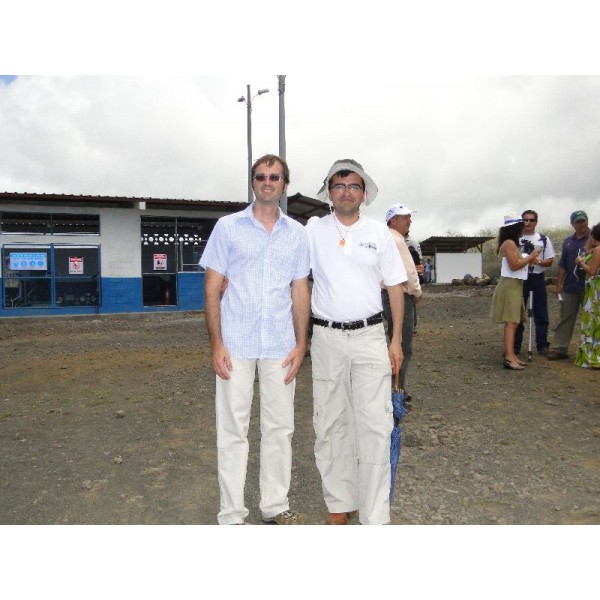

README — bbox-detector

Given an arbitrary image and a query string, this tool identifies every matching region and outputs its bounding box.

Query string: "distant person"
[514,209,556,356]
[547,211,591,360]
[574,222,600,369]
[424,258,433,283]
[200,154,310,525]
[405,234,425,283]
[405,232,424,331]
[382,203,423,405]
[306,158,407,525]
[490,213,540,370]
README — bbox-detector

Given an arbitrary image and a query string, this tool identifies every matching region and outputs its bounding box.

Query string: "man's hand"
[211,342,233,380]
[388,338,403,375]
[282,343,307,385]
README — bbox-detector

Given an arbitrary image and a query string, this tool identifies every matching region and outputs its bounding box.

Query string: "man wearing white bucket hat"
[306,159,407,525]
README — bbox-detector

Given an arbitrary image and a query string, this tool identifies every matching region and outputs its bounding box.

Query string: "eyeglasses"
[254,173,285,182]
[331,183,364,193]
[523,219,537,222]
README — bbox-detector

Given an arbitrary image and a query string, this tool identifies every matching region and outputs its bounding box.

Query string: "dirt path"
[1,285,598,525]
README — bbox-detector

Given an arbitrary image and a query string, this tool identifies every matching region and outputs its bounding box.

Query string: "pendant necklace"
[333,214,357,247]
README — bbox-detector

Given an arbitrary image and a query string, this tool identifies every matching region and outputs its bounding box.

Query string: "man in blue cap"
[547,210,590,360]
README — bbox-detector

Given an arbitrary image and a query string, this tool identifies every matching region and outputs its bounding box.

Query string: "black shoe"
[538,347,549,356]
[546,350,568,360]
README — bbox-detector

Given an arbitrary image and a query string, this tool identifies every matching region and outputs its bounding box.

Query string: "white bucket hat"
[316,159,378,206]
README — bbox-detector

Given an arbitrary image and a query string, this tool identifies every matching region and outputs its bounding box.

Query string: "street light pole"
[238,85,269,203]
[277,75,287,214]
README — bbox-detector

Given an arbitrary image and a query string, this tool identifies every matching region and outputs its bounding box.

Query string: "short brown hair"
[251,154,290,184]
[521,209,538,221]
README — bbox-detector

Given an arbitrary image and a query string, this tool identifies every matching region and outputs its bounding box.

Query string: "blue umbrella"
[390,373,406,503]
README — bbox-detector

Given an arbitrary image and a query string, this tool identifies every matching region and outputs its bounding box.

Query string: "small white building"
[419,236,494,284]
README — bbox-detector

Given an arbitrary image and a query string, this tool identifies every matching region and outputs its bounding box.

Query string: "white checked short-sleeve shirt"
[200,203,310,359]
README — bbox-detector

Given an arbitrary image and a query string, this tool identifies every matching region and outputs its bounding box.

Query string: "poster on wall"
[9,252,47,271]
[154,253,167,271]
[69,256,84,274]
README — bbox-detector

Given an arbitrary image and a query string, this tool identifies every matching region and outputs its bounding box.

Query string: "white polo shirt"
[306,214,407,322]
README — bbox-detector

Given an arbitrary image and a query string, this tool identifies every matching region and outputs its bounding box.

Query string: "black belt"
[311,313,383,331]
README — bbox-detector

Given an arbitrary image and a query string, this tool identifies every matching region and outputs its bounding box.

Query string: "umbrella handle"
[393,371,401,392]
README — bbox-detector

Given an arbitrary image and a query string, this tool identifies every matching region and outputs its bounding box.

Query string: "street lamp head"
[257,89,269,95]
[237,96,246,103]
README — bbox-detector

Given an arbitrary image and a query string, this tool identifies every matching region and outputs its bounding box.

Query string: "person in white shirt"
[514,209,556,356]
[382,203,423,404]
[306,159,407,525]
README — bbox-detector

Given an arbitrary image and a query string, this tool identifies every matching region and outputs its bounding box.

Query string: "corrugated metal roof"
[0,191,328,224]
[286,192,329,224]
[0,191,245,210]
[419,236,495,255]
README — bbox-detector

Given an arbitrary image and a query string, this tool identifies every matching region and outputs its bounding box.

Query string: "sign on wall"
[9,252,47,271]
[69,256,84,274]
[153,253,167,271]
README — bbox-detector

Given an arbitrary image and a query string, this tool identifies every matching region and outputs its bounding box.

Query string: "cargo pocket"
[312,390,331,462]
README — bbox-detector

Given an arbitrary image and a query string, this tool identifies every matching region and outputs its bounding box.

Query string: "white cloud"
[1,75,599,243]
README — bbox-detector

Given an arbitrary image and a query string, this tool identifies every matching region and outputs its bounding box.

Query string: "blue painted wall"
[1,272,206,317]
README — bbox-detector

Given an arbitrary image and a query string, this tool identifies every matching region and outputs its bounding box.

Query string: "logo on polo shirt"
[359,241,378,251]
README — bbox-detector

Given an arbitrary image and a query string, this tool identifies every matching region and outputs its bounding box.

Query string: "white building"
[1,192,326,317]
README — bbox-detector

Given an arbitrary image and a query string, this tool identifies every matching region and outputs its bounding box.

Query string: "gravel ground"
[1,284,598,526]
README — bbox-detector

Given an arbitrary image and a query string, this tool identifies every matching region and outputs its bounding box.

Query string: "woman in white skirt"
[490,213,540,370]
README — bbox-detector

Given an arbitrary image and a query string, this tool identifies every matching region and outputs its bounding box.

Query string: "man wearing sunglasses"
[200,154,310,525]
[514,209,556,357]
[306,159,407,525]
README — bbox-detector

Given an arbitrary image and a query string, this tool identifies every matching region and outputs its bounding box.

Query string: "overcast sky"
[1,74,598,242]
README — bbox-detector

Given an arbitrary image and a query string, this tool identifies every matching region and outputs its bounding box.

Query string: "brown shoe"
[326,511,358,525]
[261,510,305,525]
[546,350,569,361]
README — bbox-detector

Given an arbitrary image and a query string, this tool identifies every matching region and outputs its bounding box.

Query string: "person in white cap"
[489,213,540,370]
[306,159,407,525]
[382,203,423,402]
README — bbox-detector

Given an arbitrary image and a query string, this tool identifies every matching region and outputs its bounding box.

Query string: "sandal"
[503,354,526,366]
[503,359,525,371]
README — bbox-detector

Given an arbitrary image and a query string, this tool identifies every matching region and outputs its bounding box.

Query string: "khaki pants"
[215,357,295,525]
[552,290,584,354]
[311,323,393,525]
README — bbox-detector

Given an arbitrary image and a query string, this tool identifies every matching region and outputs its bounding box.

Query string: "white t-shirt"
[306,213,407,322]
[520,232,556,275]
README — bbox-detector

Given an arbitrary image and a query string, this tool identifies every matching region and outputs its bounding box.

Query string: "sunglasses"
[523,219,537,222]
[254,173,285,182]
